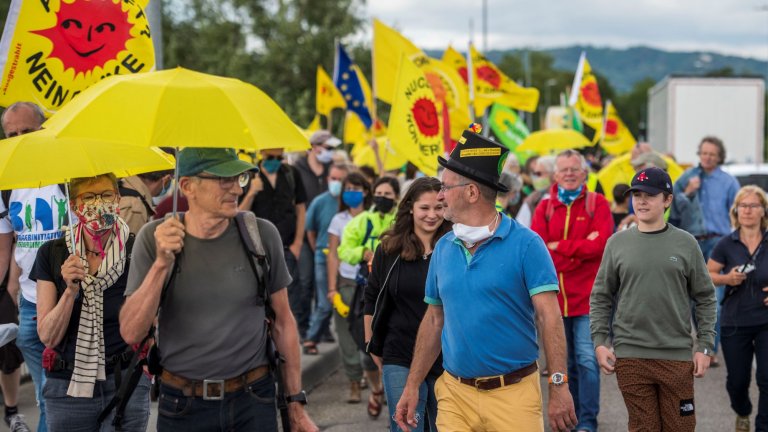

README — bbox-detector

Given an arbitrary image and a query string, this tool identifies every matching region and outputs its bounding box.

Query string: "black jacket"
[363,247,400,357]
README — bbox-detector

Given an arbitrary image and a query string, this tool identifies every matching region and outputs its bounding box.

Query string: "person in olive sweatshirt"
[590,167,717,432]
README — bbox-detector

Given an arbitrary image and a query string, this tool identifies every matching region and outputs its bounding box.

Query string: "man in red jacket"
[531,149,614,432]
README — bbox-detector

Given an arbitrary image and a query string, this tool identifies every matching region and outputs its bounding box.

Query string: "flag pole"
[370,18,379,133]
[467,40,475,123]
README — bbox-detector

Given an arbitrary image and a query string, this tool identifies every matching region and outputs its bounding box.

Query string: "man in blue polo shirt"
[394,125,577,432]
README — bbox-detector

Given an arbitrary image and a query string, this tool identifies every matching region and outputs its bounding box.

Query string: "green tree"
[162,0,364,126]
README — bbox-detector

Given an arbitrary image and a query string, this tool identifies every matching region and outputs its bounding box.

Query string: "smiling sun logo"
[33,0,132,76]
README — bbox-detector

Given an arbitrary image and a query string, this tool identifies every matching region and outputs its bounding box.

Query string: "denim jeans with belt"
[17,296,47,432]
[564,315,600,432]
[382,364,437,432]
[44,373,150,432]
[157,372,277,432]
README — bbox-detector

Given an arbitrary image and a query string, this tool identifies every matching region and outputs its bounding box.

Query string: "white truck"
[647,77,765,165]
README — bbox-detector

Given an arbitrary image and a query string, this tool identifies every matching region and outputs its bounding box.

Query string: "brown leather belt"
[448,362,538,391]
[160,366,270,400]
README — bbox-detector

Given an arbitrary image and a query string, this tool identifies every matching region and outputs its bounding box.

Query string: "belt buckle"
[202,379,225,400]
[474,377,494,391]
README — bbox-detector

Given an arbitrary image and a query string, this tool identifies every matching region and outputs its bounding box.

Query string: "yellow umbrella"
[0,129,175,190]
[597,153,684,202]
[0,128,175,248]
[43,67,310,152]
[516,129,594,155]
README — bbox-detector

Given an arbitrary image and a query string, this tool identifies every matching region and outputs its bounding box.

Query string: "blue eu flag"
[333,43,373,129]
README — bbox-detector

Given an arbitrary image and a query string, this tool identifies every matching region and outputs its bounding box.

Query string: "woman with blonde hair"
[707,185,768,432]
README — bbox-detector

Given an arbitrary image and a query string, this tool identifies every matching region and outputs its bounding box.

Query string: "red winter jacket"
[531,184,613,317]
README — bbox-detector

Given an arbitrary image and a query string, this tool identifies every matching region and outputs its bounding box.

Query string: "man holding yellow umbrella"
[36,68,317,432]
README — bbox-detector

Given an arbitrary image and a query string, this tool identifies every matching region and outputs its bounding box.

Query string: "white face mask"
[452,213,499,247]
[317,148,334,164]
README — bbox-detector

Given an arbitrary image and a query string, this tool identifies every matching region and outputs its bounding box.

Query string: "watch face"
[551,373,564,385]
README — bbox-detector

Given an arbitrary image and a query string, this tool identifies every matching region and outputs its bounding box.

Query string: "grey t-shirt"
[125,217,291,379]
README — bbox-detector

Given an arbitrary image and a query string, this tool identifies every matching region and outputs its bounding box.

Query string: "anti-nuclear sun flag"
[568,52,603,130]
[0,0,155,114]
[388,55,442,176]
[598,100,636,155]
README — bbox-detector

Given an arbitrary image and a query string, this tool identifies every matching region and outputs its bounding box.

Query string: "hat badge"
[638,172,648,182]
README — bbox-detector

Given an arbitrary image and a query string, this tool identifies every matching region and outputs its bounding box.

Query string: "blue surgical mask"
[342,191,364,208]
[328,180,342,197]
[262,159,281,174]
[158,179,170,197]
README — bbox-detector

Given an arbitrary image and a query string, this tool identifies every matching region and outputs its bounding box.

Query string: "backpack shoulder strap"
[234,212,272,311]
[361,217,374,248]
[118,180,156,217]
[585,191,597,219]
[544,197,555,222]
[280,164,296,195]
[0,190,12,218]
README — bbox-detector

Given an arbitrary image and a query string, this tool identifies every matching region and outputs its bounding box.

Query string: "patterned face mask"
[75,200,119,233]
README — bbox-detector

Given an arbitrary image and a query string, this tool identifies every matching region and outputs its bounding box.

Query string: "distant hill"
[427,45,768,93]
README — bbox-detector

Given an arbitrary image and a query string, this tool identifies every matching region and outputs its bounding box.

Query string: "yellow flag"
[0,0,155,114]
[441,46,470,84]
[387,55,442,176]
[598,101,636,155]
[568,52,603,130]
[470,44,539,116]
[316,65,346,117]
[372,19,421,104]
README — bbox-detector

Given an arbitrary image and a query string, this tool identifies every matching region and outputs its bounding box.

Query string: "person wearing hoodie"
[531,150,614,432]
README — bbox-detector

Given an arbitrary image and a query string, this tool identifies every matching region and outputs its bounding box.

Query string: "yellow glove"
[332,292,350,318]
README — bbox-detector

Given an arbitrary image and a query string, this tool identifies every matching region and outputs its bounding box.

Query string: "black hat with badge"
[438,123,510,192]
[626,166,673,196]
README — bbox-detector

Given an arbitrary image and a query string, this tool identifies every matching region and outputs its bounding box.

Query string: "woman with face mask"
[337,176,400,418]
[31,173,150,431]
[327,173,373,404]
[363,177,451,432]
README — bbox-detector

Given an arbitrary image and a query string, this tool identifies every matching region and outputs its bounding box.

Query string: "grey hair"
[1,101,46,128]
[536,155,557,175]
[455,173,497,204]
[499,172,523,194]
[556,149,589,171]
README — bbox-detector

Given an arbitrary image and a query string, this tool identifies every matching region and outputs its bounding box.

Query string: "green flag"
[489,103,530,151]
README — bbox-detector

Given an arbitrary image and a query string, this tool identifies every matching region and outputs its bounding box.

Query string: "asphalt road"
[4,350,759,431]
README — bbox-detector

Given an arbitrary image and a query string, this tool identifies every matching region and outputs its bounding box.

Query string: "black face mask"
[373,196,395,213]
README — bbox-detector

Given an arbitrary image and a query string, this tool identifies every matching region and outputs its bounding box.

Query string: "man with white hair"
[531,149,614,432]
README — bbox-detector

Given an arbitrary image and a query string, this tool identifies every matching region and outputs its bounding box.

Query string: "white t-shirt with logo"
[327,211,359,280]
[0,186,67,303]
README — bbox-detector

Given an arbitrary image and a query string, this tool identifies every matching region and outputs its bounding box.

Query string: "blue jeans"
[564,315,600,432]
[382,364,437,432]
[44,374,150,431]
[157,372,277,432]
[17,296,47,432]
[306,250,331,343]
[721,323,768,431]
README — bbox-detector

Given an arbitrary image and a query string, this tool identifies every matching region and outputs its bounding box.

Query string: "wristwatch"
[701,348,713,357]
[548,372,569,386]
[285,390,308,405]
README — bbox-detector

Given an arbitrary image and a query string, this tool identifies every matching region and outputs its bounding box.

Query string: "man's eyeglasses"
[557,167,583,174]
[195,172,250,189]
[439,183,470,192]
[78,190,118,204]
[263,155,284,161]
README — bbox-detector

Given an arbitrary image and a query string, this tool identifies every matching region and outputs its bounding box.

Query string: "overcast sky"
[364,0,768,60]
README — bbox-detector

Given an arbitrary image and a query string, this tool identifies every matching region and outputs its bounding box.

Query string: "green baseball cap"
[177,147,257,177]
